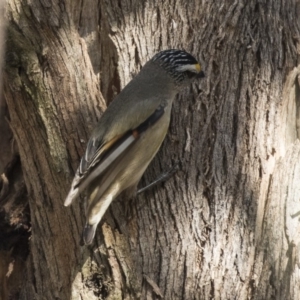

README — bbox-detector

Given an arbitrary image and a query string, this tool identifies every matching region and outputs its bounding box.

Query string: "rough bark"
[2,0,300,299]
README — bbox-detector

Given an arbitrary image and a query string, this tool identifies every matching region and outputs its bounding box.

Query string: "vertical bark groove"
[2,0,300,299]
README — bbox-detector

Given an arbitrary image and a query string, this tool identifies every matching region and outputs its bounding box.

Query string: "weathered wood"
[2,0,300,299]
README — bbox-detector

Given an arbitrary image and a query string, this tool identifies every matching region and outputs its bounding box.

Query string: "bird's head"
[151,49,205,86]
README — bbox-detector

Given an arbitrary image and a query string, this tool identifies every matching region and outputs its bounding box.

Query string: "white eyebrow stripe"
[176,64,199,72]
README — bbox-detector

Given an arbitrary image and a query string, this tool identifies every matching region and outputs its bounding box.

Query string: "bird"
[64,49,205,245]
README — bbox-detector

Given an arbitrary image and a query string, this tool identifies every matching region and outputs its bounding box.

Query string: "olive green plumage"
[65,49,205,245]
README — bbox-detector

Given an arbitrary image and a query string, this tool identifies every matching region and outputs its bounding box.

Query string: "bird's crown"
[151,49,202,83]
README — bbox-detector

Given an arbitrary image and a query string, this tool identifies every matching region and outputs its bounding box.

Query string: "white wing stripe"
[77,134,136,193]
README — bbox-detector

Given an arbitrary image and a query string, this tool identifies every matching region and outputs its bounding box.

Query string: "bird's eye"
[185,71,197,79]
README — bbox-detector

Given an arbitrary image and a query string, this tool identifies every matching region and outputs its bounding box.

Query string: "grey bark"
[2,0,300,299]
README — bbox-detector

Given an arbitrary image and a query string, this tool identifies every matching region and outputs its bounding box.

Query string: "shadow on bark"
[2,0,300,299]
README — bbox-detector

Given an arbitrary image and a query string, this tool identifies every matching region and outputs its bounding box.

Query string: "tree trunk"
[2,0,300,299]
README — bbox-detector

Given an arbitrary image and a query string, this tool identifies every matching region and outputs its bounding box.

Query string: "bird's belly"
[86,110,171,220]
[116,113,170,190]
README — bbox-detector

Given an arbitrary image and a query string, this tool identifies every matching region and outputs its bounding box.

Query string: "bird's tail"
[80,190,115,245]
[81,223,98,245]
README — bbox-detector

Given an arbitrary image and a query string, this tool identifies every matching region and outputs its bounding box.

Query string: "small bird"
[64,49,205,245]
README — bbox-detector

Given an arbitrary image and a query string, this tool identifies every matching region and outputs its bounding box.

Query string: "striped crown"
[152,49,200,83]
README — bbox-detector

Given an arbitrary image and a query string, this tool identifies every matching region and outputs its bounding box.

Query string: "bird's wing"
[64,105,165,206]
